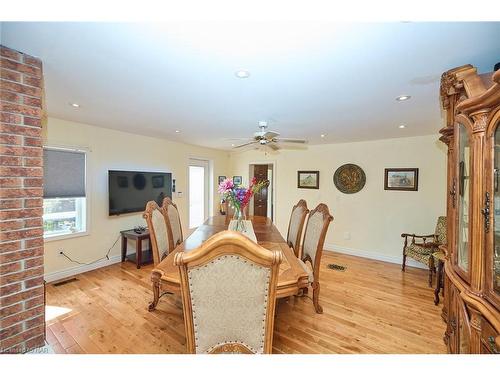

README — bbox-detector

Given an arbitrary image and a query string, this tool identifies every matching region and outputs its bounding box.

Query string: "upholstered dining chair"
[142,201,169,266]
[401,216,447,287]
[286,199,309,258]
[297,203,333,314]
[174,231,282,354]
[162,197,183,253]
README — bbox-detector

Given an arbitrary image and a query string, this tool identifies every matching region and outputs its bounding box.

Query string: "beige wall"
[44,117,229,279]
[229,135,447,266]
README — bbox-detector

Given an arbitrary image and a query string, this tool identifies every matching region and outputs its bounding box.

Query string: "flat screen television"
[108,170,172,216]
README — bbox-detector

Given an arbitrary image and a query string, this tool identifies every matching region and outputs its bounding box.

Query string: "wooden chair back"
[142,201,169,266]
[302,203,333,284]
[174,231,282,354]
[286,199,309,258]
[162,197,183,252]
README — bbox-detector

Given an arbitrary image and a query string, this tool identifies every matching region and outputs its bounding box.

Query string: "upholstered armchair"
[286,199,309,258]
[297,203,333,314]
[162,197,183,253]
[174,231,282,354]
[401,216,447,286]
[142,201,169,266]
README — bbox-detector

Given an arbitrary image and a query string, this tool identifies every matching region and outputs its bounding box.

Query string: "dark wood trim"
[383,168,419,191]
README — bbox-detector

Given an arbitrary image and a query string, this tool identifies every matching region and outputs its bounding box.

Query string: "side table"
[120,229,153,269]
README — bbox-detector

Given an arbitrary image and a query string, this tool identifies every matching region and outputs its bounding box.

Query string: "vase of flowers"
[218,177,269,232]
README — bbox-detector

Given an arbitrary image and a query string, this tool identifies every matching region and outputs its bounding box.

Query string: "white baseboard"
[44,255,122,283]
[324,243,427,270]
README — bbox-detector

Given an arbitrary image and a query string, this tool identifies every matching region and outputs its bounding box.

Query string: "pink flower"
[218,178,234,194]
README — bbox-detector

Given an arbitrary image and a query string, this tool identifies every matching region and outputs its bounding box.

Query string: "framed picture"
[233,176,242,185]
[384,168,419,191]
[152,175,164,188]
[218,176,226,184]
[297,171,320,189]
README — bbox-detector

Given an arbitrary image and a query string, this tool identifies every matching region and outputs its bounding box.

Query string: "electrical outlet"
[343,231,351,240]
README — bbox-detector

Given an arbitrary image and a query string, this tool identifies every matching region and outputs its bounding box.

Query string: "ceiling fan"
[232,122,307,151]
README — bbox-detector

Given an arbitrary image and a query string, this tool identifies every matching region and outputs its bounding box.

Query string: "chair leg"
[148,278,160,311]
[428,256,435,287]
[312,281,323,314]
[402,252,407,272]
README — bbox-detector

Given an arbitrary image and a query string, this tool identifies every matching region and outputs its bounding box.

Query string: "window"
[43,148,87,239]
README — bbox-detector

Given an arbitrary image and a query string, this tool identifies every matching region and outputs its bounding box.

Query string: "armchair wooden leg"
[428,257,435,287]
[312,281,323,314]
[148,277,160,312]
[402,252,407,272]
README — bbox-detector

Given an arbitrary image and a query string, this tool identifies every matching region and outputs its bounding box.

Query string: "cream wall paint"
[229,135,447,265]
[44,117,229,277]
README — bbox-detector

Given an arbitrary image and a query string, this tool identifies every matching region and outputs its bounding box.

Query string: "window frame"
[43,145,90,242]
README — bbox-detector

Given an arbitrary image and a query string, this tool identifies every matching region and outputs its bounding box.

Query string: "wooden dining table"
[149,215,309,307]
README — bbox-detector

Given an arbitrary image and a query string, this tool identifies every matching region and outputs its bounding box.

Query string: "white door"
[188,159,209,228]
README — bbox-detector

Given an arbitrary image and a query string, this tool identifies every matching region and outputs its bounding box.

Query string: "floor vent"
[327,264,346,272]
[53,277,78,286]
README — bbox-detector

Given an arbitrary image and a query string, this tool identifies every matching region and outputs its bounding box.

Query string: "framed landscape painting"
[297,171,320,189]
[384,168,419,191]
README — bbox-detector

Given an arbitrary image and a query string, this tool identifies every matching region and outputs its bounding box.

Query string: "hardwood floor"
[44,252,447,354]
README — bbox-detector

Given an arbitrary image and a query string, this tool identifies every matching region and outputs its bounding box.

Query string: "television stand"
[120,229,153,269]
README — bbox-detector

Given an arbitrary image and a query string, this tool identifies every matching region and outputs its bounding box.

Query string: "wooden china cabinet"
[439,64,500,354]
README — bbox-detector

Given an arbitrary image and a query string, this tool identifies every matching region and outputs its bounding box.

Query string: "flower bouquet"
[218,177,269,232]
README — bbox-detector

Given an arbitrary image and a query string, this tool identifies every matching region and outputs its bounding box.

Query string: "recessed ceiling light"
[175,130,180,133]
[320,134,326,138]
[399,124,406,129]
[231,144,235,147]
[235,70,250,78]
[70,103,80,108]
[396,95,411,101]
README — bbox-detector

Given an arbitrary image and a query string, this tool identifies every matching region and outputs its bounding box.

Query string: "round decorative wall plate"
[333,164,366,194]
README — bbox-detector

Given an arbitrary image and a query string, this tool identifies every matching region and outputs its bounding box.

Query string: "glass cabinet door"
[457,123,470,273]
[493,126,500,295]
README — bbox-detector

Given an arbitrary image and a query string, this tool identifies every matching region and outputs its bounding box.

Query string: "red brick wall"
[0,45,45,353]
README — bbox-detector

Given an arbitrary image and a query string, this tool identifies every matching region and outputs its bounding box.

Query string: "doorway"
[249,163,274,220]
[188,158,209,228]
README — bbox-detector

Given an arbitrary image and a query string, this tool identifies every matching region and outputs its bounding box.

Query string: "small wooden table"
[120,229,153,269]
[150,216,309,305]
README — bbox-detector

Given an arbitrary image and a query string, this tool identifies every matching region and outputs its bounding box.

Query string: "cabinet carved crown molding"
[439,62,500,354]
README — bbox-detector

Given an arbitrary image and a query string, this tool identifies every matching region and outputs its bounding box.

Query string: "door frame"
[248,160,277,221]
[188,157,212,228]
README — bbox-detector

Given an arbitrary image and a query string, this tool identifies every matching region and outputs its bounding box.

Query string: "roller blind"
[43,148,86,198]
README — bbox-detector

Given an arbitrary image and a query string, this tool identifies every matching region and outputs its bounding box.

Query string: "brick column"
[0,45,45,353]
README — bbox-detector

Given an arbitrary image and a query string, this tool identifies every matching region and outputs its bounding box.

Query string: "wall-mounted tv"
[108,170,172,216]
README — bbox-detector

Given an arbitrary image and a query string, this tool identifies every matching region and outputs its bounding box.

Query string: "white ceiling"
[1,22,499,149]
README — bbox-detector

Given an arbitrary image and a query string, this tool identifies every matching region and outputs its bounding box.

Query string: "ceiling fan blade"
[263,131,280,139]
[268,143,281,151]
[276,138,308,144]
[233,141,258,149]
[222,137,253,141]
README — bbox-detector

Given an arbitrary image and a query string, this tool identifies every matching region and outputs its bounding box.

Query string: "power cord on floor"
[59,234,121,266]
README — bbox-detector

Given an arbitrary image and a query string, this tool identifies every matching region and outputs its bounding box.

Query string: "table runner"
[228,219,258,242]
